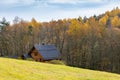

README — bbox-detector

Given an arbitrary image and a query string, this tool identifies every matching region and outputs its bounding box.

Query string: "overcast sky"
[0,0,120,23]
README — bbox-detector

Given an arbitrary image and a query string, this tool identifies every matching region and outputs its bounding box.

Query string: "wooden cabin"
[21,54,30,60]
[28,44,60,62]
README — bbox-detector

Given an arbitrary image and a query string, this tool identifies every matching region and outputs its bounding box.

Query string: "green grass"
[0,58,120,80]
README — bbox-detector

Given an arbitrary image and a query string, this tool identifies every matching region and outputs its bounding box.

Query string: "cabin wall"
[31,49,43,62]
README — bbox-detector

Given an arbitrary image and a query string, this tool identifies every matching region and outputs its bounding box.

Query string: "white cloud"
[0,0,102,5]
[47,0,80,4]
[0,0,120,23]
[0,0,17,5]
[49,1,120,20]
[0,0,118,5]
[0,0,35,6]
[46,0,102,4]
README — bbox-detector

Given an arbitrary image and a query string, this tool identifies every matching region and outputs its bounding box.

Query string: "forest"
[0,7,120,73]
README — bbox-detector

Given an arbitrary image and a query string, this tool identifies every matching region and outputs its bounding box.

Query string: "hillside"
[0,58,120,80]
[1,8,120,74]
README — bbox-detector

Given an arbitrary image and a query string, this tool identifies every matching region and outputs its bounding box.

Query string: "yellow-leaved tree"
[111,16,120,27]
[99,15,108,26]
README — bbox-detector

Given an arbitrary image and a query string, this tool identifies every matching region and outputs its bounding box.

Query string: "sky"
[0,0,120,23]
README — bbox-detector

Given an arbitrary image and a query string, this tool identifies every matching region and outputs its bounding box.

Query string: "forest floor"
[0,57,120,80]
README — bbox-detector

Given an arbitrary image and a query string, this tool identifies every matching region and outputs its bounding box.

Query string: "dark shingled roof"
[34,44,60,60]
[21,54,31,59]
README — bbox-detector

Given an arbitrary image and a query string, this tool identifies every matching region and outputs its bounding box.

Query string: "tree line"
[0,7,120,73]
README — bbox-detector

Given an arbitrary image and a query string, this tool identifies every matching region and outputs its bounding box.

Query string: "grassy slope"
[0,58,120,80]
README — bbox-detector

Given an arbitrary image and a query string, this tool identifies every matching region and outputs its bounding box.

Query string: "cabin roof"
[33,44,60,60]
[22,54,30,59]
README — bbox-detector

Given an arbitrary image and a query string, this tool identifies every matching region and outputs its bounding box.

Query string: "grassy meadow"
[0,57,120,80]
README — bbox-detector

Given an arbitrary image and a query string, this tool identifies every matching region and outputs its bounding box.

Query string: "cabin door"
[39,58,42,62]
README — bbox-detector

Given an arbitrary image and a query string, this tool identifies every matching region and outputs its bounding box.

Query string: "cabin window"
[34,52,38,56]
